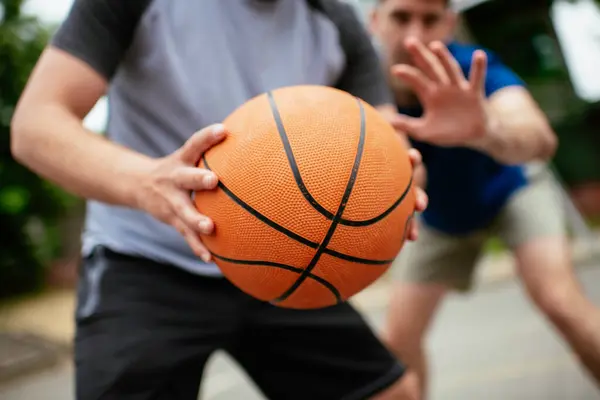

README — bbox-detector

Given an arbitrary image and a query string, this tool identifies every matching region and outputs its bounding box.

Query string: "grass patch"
[484,237,506,255]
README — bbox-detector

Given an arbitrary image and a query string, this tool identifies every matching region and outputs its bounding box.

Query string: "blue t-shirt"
[400,42,528,235]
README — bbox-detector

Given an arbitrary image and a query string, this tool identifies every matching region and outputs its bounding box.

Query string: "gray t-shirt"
[51,0,393,276]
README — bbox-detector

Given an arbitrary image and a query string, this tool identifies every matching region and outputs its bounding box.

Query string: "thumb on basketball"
[178,124,228,165]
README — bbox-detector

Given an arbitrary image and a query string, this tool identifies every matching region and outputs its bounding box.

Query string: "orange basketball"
[194,85,415,309]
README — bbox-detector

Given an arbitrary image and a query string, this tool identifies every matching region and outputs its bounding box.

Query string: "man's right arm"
[10,0,152,208]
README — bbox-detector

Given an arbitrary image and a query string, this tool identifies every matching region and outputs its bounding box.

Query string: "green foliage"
[0,0,76,299]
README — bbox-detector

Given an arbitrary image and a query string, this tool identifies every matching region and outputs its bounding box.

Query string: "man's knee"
[515,237,578,324]
[384,283,446,356]
[523,266,580,326]
[533,281,572,319]
[382,317,424,355]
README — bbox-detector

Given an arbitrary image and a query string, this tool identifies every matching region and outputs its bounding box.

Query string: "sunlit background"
[22,0,109,133]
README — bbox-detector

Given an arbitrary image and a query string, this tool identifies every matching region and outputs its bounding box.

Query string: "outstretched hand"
[391,37,490,147]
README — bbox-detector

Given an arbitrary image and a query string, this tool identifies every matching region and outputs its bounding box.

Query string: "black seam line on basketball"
[270,97,366,305]
[266,91,407,227]
[209,253,342,302]
[266,91,334,220]
[202,156,394,265]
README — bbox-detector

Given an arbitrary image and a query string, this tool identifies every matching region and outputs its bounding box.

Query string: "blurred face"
[370,0,456,67]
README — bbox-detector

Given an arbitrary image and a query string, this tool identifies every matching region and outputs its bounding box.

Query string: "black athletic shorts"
[74,246,405,400]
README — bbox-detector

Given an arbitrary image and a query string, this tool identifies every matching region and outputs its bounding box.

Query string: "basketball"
[194,85,415,309]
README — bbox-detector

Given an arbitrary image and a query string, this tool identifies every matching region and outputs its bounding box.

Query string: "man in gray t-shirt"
[12,0,426,398]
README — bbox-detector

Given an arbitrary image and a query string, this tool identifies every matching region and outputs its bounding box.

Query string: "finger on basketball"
[170,193,215,235]
[174,220,212,262]
[404,37,450,84]
[469,50,488,93]
[172,166,218,191]
[178,123,228,165]
[407,148,422,169]
[391,64,432,99]
[429,41,466,86]
[414,187,428,212]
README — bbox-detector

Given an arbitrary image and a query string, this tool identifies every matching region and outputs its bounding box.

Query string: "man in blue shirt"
[370,0,600,397]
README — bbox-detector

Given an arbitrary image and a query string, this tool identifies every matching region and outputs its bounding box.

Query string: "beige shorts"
[392,165,567,291]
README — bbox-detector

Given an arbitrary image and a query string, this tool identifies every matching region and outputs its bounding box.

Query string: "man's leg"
[497,169,600,387]
[74,246,242,400]
[381,281,446,399]
[381,223,487,399]
[515,237,600,384]
[224,289,413,400]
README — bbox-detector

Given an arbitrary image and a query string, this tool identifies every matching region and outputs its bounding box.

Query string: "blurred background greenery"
[460,0,600,185]
[0,0,78,300]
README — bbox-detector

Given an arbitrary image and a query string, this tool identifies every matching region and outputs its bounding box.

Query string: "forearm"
[468,102,557,165]
[11,103,154,208]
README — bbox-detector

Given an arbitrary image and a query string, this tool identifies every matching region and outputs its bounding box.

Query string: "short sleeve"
[483,51,526,97]
[319,0,394,106]
[50,0,152,80]
[450,42,525,98]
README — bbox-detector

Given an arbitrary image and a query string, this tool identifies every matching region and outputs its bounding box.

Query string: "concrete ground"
[1,258,599,400]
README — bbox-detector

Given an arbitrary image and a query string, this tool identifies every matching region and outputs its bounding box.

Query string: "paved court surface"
[1,265,599,400]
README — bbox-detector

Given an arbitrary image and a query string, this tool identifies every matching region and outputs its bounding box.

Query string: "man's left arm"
[468,85,558,165]
[462,49,557,164]
[389,40,558,166]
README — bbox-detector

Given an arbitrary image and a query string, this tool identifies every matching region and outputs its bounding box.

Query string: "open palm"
[392,38,490,147]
